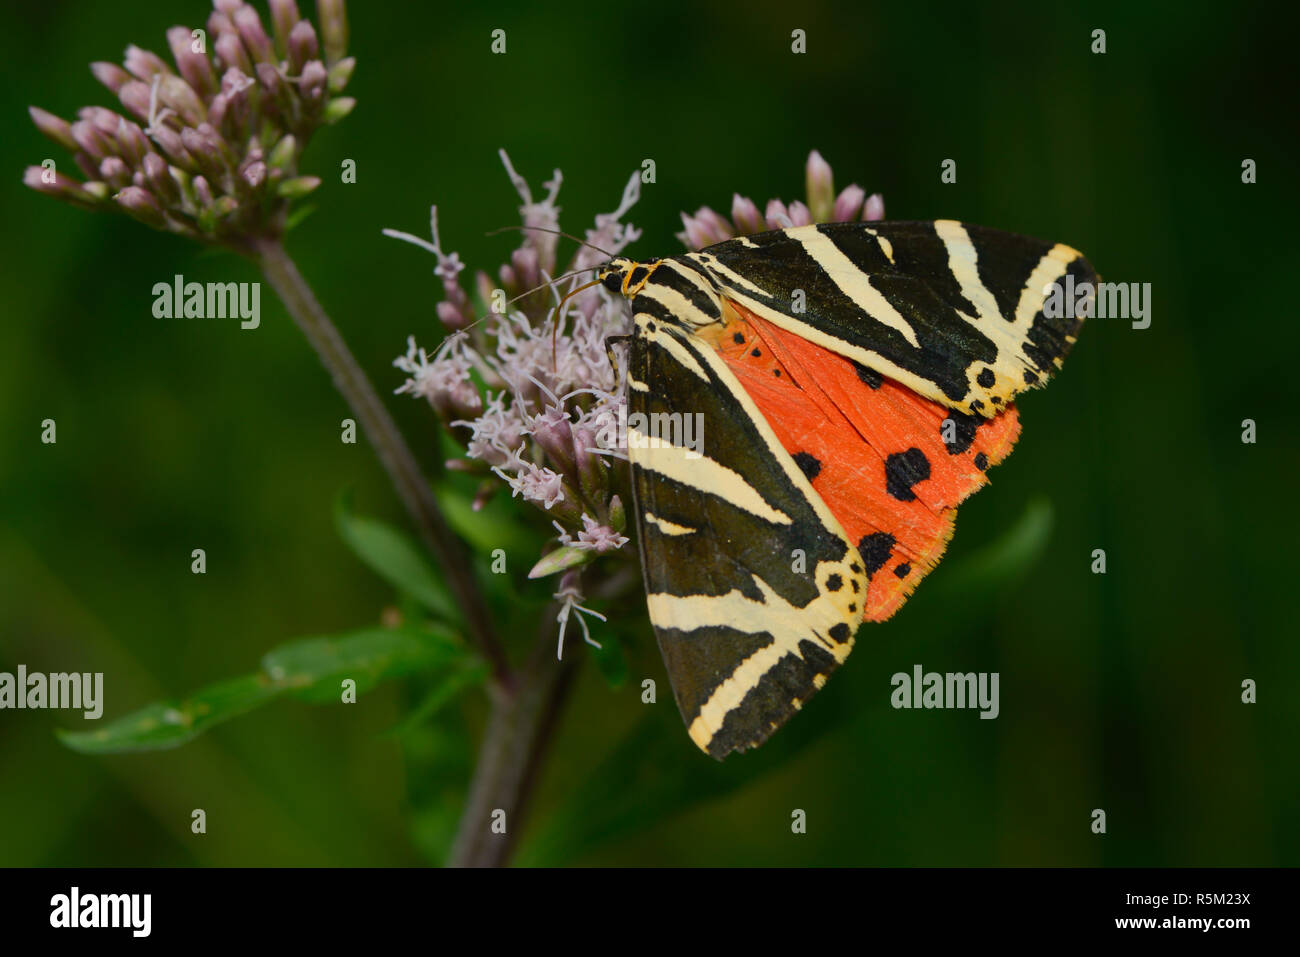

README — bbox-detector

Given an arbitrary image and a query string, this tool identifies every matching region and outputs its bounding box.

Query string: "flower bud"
[786,200,813,227]
[233,5,276,65]
[123,44,171,82]
[764,199,794,229]
[115,185,166,227]
[90,61,131,95]
[730,193,764,235]
[28,107,79,152]
[832,184,865,222]
[287,20,319,74]
[269,0,303,55]
[166,25,216,99]
[805,149,835,222]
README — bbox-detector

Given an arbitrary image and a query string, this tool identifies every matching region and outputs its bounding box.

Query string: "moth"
[595,220,1095,759]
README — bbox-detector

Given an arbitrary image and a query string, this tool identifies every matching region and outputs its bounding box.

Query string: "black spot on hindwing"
[854,362,883,389]
[884,448,931,501]
[942,410,980,455]
[793,451,822,480]
[857,532,896,578]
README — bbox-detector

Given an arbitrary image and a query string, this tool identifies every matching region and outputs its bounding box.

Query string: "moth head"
[596,257,636,295]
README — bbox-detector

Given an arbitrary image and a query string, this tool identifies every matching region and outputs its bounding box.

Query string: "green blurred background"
[2,0,1296,866]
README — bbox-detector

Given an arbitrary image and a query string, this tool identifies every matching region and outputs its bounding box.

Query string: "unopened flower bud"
[28,107,78,152]
[166,26,216,99]
[805,149,835,222]
[322,96,355,125]
[764,199,794,229]
[116,80,153,123]
[730,193,765,235]
[832,184,865,222]
[115,185,166,226]
[233,5,276,64]
[269,0,303,54]
[276,175,320,199]
[123,44,171,82]
[90,61,131,95]
[327,56,355,94]
[99,156,131,189]
[287,20,319,74]
[317,0,348,65]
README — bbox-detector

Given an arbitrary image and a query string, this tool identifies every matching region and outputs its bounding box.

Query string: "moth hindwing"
[599,220,1095,759]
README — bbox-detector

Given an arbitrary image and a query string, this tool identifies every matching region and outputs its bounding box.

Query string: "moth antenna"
[487,224,617,259]
[507,266,592,307]
[549,277,604,371]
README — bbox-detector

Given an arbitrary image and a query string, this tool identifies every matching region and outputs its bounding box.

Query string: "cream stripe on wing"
[659,260,720,302]
[1015,243,1081,332]
[864,227,896,264]
[637,320,710,382]
[639,280,716,331]
[934,220,1003,323]
[687,252,772,298]
[629,429,792,526]
[789,225,921,347]
[646,574,854,751]
[643,512,695,536]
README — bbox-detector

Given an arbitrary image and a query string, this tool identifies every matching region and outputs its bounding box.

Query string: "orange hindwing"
[699,299,1022,621]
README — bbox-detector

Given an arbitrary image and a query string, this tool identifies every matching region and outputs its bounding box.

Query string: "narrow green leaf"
[57,626,468,754]
[335,490,460,623]
[58,673,281,753]
[264,625,466,704]
[285,203,316,232]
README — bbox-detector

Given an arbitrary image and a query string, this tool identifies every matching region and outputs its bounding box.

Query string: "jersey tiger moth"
[594,220,1095,759]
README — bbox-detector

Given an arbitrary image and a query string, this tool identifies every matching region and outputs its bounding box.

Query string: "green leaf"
[263,625,465,704]
[285,203,316,233]
[58,673,281,754]
[334,490,460,623]
[57,625,469,754]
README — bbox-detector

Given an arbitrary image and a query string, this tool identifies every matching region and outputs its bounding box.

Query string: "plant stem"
[447,608,579,867]
[251,236,509,681]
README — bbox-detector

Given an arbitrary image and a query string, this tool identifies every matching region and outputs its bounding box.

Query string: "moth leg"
[604,334,632,381]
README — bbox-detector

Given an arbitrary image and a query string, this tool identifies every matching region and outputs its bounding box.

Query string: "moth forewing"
[690,221,1095,415]
[626,315,866,759]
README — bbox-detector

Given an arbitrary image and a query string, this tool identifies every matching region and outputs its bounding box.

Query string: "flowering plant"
[23,0,889,868]
[388,150,883,658]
